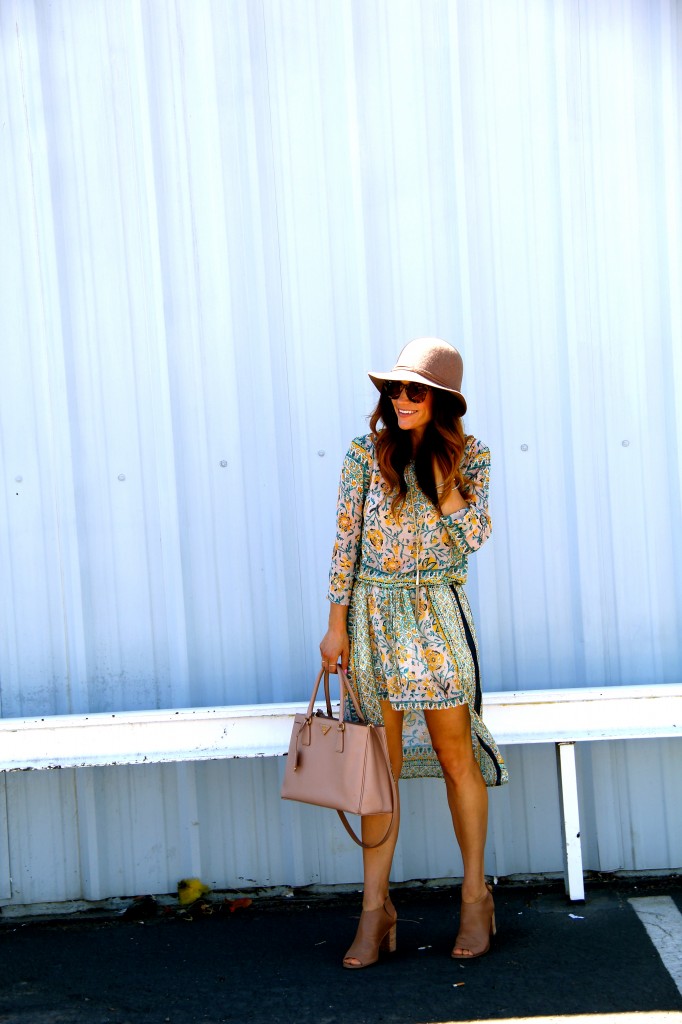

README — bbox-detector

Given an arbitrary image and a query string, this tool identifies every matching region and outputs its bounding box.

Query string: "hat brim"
[368,370,467,416]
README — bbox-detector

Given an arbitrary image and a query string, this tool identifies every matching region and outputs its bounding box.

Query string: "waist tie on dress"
[355,571,466,588]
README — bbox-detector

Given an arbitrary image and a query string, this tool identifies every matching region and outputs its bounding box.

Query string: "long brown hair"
[369,388,470,513]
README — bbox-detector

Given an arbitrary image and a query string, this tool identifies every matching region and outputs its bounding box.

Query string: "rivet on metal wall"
[318,450,326,457]
[520,444,529,452]
[118,474,126,481]
[14,475,23,483]
[220,460,228,467]
[621,440,630,447]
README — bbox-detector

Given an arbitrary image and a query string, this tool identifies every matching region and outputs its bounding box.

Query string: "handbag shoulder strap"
[336,724,398,849]
[336,809,394,849]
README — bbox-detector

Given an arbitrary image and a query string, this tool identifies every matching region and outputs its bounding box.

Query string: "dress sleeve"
[441,439,492,555]
[327,439,372,605]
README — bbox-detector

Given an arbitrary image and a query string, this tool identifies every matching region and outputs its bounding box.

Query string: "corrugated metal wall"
[1,0,681,907]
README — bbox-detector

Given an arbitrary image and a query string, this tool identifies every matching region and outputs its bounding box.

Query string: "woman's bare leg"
[359,700,403,908]
[343,701,403,967]
[424,704,489,954]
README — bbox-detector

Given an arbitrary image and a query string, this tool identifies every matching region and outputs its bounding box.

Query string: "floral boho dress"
[327,433,508,787]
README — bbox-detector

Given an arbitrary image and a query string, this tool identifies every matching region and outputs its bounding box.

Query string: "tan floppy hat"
[369,337,467,415]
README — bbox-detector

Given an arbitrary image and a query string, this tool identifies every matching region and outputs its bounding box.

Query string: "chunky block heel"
[451,883,495,960]
[343,899,398,969]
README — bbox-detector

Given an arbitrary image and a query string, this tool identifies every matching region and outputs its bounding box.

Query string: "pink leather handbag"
[281,667,397,848]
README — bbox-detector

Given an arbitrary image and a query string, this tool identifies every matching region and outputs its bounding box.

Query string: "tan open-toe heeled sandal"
[342,899,398,969]
[451,883,496,959]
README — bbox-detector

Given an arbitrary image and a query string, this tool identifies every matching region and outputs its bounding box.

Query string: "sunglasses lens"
[406,383,428,402]
[384,381,403,399]
[383,381,429,402]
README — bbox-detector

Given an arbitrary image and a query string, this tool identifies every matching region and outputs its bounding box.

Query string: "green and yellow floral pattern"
[327,434,508,787]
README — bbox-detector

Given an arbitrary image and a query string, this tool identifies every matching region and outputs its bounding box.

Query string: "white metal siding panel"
[4,771,82,906]
[0,781,10,899]
[0,0,681,906]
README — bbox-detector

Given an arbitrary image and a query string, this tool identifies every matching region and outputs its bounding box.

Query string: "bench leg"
[556,741,585,902]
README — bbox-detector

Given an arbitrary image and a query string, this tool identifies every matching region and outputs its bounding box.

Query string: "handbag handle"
[305,665,366,724]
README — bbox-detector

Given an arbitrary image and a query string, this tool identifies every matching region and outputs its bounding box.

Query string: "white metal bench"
[1,684,680,901]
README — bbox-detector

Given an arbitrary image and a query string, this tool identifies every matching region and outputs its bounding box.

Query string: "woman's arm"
[326,440,371,603]
[319,601,350,673]
[440,440,492,554]
[322,439,371,672]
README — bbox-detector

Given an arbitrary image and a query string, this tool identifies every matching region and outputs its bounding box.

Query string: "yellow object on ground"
[177,878,210,906]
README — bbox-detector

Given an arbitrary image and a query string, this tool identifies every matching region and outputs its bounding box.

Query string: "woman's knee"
[432,738,477,783]
[379,700,404,781]
[424,706,478,781]
[389,753,403,781]
[425,705,470,752]
[385,726,404,780]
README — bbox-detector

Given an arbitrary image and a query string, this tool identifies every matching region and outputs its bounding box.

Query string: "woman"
[320,337,508,969]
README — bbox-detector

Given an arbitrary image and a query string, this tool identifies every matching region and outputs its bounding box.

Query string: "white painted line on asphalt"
[450,1015,682,1023]
[630,895,682,998]
[450,1014,682,1023]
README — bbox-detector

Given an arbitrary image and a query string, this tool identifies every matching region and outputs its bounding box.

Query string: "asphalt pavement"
[1,876,681,1024]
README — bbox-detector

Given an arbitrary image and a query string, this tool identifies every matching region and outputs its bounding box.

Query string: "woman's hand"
[434,463,467,516]
[320,603,350,673]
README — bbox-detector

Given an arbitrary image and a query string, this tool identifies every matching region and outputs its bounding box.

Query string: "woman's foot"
[343,898,397,969]
[451,883,496,959]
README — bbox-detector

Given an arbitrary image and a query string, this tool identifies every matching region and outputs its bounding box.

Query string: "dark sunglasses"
[382,380,430,403]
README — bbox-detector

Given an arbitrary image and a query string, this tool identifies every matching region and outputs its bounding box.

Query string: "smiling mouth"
[397,408,418,415]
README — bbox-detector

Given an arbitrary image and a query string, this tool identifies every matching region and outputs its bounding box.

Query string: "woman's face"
[391,383,433,439]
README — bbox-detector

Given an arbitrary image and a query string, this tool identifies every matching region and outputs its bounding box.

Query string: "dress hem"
[384,696,468,712]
